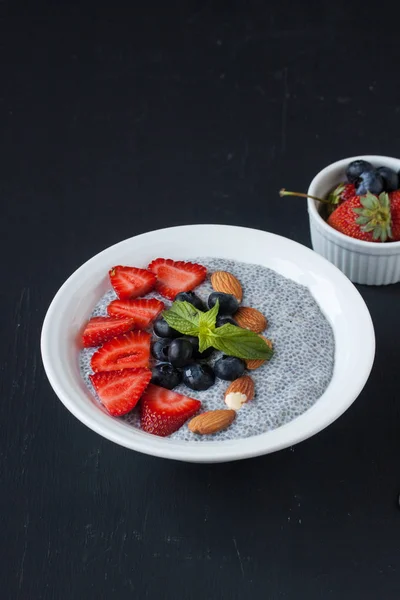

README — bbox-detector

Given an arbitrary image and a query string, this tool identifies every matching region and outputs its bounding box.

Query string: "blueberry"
[208,292,239,316]
[153,317,180,338]
[175,291,205,311]
[151,338,172,361]
[182,363,215,391]
[355,170,384,195]
[346,160,374,184]
[214,355,245,380]
[168,337,193,367]
[377,166,399,192]
[151,363,182,389]
[216,316,237,327]
[184,335,214,359]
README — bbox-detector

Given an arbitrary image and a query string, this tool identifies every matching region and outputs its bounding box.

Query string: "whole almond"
[234,306,267,333]
[224,375,255,409]
[225,375,254,401]
[188,410,236,435]
[211,271,243,302]
[246,337,273,370]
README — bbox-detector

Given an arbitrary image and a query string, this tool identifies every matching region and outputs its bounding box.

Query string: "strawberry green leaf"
[353,191,392,242]
[360,193,378,210]
[379,192,390,208]
[362,223,375,233]
[372,226,382,240]
[327,183,345,205]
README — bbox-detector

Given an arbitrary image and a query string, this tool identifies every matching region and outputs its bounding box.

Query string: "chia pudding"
[80,258,335,441]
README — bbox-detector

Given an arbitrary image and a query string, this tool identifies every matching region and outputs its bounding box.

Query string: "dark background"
[2,1,400,598]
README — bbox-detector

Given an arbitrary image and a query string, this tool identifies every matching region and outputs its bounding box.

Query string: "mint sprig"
[163,300,273,360]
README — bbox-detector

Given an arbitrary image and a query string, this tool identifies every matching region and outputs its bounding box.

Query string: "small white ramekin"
[308,155,400,285]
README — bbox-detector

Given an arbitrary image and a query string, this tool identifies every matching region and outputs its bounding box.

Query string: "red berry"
[90,368,151,416]
[82,316,135,348]
[327,182,356,206]
[389,190,400,241]
[91,330,151,372]
[340,183,356,203]
[140,384,201,436]
[327,192,393,242]
[107,298,164,329]
[327,196,375,241]
[109,266,156,300]
[148,258,207,300]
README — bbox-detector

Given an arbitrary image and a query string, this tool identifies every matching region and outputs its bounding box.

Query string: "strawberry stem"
[279,188,332,205]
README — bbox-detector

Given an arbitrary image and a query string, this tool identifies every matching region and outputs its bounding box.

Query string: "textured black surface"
[2,2,400,599]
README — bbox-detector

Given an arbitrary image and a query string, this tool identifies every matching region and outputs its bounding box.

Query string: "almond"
[234,306,267,333]
[224,375,255,409]
[188,410,236,435]
[245,337,273,370]
[211,271,243,302]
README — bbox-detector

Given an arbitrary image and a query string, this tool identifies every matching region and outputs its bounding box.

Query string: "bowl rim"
[41,224,376,463]
[308,154,400,250]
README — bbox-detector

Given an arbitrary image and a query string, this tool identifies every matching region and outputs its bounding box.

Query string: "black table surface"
[2,2,400,599]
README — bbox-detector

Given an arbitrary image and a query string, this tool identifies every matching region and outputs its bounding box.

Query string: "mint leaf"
[163,301,202,336]
[199,300,218,330]
[211,324,273,360]
[198,301,219,352]
[198,331,216,354]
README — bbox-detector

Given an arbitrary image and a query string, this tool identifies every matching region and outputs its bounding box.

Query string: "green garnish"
[163,300,273,360]
[353,192,392,242]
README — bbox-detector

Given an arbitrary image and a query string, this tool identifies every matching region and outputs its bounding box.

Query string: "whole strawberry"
[325,183,356,216]
[389,190,400,241]
[328,192,393,242]
[328,182,356,204]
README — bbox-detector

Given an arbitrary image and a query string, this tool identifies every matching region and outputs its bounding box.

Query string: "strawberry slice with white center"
[82,316,135,348]
[107,298,165,329]
[148,258,207,300]
[90,368,152,416]
[140,384,201,436]
[109,266,156,300]
[91,330,151,372]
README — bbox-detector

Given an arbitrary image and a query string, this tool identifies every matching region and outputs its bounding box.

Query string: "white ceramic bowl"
[41,225,375,463]
[308,155,400,285]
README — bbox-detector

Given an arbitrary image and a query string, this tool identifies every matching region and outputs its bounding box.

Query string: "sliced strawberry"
[91,330,151,372]
[109,266,156,300]
[140,384,201,436]
[90,368,151,416]
[148,258,207,300]
[107,298,165,329]
[82,316,135,348]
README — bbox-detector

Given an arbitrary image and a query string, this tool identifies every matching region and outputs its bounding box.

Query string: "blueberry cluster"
[150,290,245,391]
[346,160,400,195]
